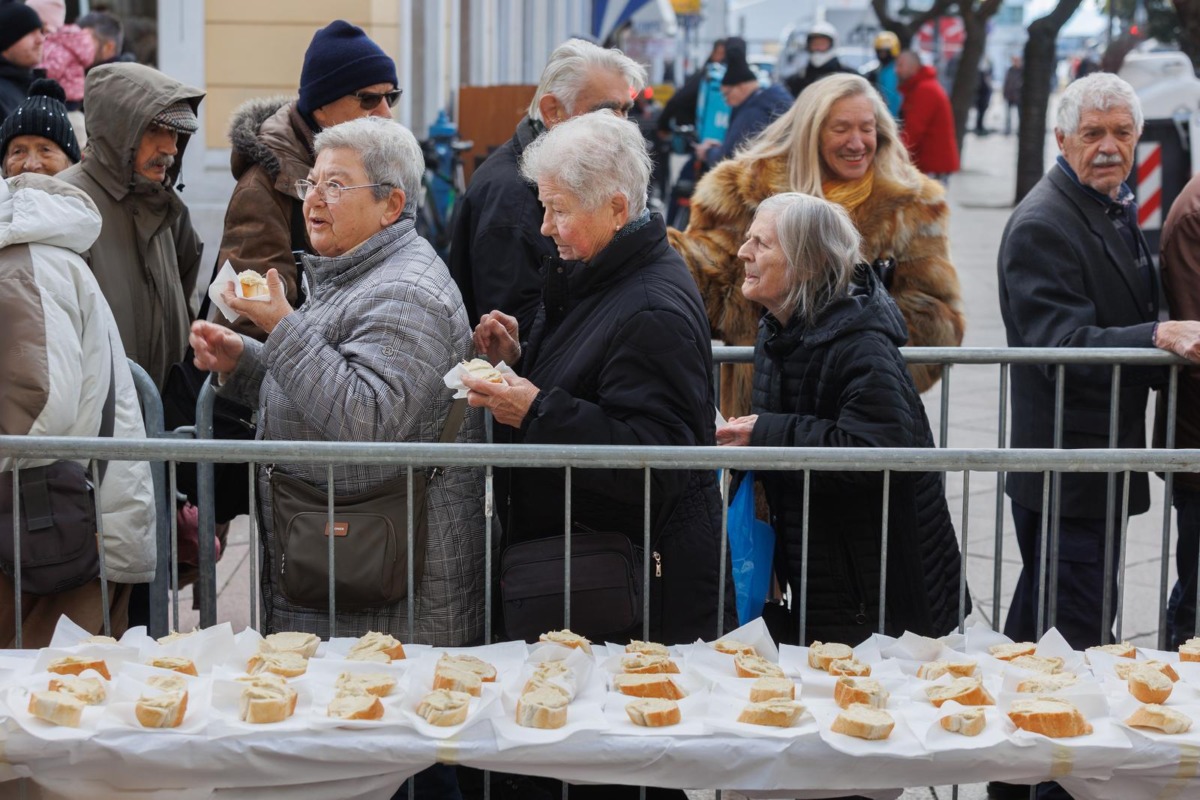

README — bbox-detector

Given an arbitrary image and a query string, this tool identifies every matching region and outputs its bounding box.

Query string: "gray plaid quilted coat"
[220,219,486,646]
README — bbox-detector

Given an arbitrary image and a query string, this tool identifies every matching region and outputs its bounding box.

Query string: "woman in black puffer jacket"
[718,192,967,647]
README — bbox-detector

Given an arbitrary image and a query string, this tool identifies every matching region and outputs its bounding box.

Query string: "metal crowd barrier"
[3,347,1197,797]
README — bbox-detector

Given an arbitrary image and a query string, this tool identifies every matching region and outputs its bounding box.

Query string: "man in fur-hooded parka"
[668,152,964,418]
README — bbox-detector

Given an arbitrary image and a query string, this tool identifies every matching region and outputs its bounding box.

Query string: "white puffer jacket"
[0,173,156,583]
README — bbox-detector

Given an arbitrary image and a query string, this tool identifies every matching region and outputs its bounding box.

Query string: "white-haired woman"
[450,37,646,336]
[463,110,734,652]
[669,73,964,418]
[717,193,966,647]
[190,117,486,652]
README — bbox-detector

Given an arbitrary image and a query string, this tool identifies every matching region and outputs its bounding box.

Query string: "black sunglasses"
[352,88,403,110]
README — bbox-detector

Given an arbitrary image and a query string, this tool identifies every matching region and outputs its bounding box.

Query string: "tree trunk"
[1174,0,1200,71]
[950,14,989,153]
[1015,0,1085,203]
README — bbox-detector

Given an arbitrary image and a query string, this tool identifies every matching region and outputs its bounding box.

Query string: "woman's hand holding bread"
[222,268,293,334]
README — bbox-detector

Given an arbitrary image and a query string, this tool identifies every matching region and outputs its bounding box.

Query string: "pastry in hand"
[238,270,269,298]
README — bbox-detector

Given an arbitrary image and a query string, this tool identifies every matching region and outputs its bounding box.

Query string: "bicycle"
[415,115,473,262]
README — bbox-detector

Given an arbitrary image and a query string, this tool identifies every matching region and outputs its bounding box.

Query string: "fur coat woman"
[668,154,965,417]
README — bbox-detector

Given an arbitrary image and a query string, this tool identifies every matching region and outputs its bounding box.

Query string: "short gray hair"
[528,38,647,123]
[756,193,861,324]
[520,110,650,217]
[1056,72,1144,136]
[312,117,423,215]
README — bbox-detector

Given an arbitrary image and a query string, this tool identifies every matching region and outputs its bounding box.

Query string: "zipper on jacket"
[840,539,869,625]
[653,551,662,578]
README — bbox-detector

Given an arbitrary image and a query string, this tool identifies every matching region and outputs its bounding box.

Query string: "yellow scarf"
[822,172,875,213]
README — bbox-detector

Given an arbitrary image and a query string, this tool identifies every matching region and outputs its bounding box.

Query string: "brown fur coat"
[668,154,965,417]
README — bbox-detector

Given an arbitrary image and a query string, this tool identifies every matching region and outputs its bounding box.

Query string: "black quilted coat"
[750,266,967,646]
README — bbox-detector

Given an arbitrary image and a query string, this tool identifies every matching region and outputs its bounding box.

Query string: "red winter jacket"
[900,65,959,175]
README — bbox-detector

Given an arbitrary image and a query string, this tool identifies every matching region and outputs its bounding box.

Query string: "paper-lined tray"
[703,683,818,740]
[491,646,607,750]
[304,658,410,730]
[602,689,709,737]
[3,669,113,740]
[997,690,1131,752]
[99,670,211,735]
[207,666,314,736]
[396,645,514,739]
[909,701,1015,752]
[810,697,927,758]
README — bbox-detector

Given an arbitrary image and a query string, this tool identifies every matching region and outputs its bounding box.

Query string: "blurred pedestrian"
[656,37,727,138]
[1003,55,1022,136]
[895,51,959,183]
[693,46,792,166]
[450,38,645,335]
[784,21,853,98]
[77,11,128,69]
[30,0,95,146]
[974,55,993,135]
[0,3,45,123]
[865,31,902,118]
[0,78,79,177]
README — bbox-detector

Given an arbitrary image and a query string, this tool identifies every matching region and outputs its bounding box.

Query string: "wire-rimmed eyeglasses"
[294,180,391,203]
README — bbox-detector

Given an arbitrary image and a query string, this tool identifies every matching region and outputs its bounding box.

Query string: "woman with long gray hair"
[717,192,966,647]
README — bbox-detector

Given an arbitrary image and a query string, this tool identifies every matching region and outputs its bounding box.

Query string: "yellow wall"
[203,1,402,145]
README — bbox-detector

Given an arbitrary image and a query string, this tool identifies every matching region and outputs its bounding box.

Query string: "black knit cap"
[0,2,43,54]
[721,48,757,86]
[0,79,81,164]
[297,20,397,117]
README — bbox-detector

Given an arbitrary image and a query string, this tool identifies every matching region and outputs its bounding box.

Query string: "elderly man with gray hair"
[998,74,1200,700]
[450,38,646,334]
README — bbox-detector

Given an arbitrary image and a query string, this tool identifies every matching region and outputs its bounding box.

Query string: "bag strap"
[17,358,117,531]
[427,398,467,480]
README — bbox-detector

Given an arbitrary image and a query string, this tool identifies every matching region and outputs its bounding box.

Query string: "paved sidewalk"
[172,117,1177,800]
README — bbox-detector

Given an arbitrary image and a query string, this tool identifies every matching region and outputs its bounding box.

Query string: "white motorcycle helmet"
[807,21,838,69]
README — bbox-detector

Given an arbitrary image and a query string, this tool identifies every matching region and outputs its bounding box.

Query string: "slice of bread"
[834,677,889,710]
[521,677,571,700]
[713,639,757,657]
[136,690,188,728]
[1128,665,1174,704]
[613,673,686,700]
[262,632,321,659]
[917,660,978,680]
[346,650,391,663]
[239,684,297,724]
[828,658,871,677]
[1125,703,1193,734]
[734,653,785,679]
[1180,637,1200,663]
[47,656,111,681]
[621,653,680,674]
[417,689,470,727]
[831,703,894,740]
[1086,642,1136,660]
[538,630,592,655]
[328,693,384,721]
[1010,655,1064,674]
[146,674,189,694]
[988,642,1037,661]
[749,676,796,702]
[626,641,669,657]
[348,631,406,662]
[625,698,681,727]
[335,672,397,698]
[157,630,198,645]
[28,690,84,727]
[146,655,198,676]
[47,676,106,705]
[460,358,504,383]
[925,677,995,708]
[236,674,298,715]
[438,653,497,682]
[737,698,804,728]
[433,665,483,697]
[1008,698,1093,738]
[246,651,308,678]
[1016,674,1079,693]
[808,642,854,671]
[940,708,987,737]
[1115,660,1180,682]
[531,661,572,683]
[516,686,568,729]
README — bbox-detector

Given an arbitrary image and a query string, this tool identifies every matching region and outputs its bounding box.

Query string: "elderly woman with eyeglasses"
[716,193,966,647]
[189,117,486,651]
[463,110,735,648]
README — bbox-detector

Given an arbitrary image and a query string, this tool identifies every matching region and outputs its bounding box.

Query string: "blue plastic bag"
[727,472,776,626]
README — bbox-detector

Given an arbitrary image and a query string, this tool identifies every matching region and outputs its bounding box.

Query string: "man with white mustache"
[995,70,1200,800]
[57,63,205,389]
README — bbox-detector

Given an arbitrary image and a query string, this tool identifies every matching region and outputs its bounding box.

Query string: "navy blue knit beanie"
[0,79,80,164]
[297,20,397,117]
[0,3,43,55]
